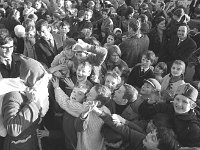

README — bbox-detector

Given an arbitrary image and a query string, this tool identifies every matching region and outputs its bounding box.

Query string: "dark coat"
[0,53,22,79]
[2,91,40,150]
[139,102,200,147]
[119,35,149,68]
[35,37,59,68]
[127,65,155,89]
[160,35,197,64]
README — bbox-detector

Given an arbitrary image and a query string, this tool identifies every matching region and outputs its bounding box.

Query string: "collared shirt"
[0,56,12,69]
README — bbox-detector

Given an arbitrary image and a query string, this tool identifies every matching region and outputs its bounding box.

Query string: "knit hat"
[107,45,121,57]
[63,38,77,49]
[175,83,198,102]
[113,28,122,35]
[19,56,46,87]
[14,25,25,38]
[144,78,161,91]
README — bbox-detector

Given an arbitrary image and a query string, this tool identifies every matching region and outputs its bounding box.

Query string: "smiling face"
[177,26,188,40]
[143,129,159,149]
[141,55,152,69]
[140,82,154,95]
[104,75,119,91]
[157,20,166,30]
[173,95,193,114]
[76,64,91,82]
[171,63,184,77]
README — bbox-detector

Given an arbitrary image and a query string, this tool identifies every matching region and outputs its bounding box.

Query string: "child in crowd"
[104,33,115,48]
[161,60,185,101]
[127,50,156,89]
[139,83,200,147]
[153,61,167,83]
[51,38,77,79]
[23,1,37,19]
[59,21,70,42]
[121,78,161,121]
[75,84,111,150]
[113,28,122,45]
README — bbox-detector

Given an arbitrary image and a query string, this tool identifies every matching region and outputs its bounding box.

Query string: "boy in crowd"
[139,83,200,147]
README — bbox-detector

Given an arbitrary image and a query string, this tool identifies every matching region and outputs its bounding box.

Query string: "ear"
[122,99,128,105]
[190,102,197,110]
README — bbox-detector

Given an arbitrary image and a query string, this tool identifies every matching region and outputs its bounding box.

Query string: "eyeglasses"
[0,45,14,51]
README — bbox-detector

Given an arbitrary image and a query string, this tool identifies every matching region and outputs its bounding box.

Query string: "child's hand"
[63,77,74,89]
[90,75,100,83]
[51,77,60,88]
[37,126,49,138]
[112,114,126,125]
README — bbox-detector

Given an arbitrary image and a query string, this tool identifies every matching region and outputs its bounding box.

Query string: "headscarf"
[0,56,52,137]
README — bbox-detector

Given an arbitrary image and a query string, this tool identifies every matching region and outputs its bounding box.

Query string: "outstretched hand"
[51,77,59,88]
[63,77,74,89]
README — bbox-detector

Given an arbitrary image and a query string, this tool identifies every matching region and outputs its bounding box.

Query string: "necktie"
[5,59,11,69]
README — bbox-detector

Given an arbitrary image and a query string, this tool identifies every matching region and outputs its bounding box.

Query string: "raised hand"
[63,77,74,89]
[51,77,60,88]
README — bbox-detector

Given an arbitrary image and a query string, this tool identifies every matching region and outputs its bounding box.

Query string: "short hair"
[172,60,186,73]
[105,71,121,85]
[141,50,157,64]
[173,8,185,18]
[156,62,167,77]
[138,14,148,23]
[0,10,5,18]
[154,16,165,27]
[28,13,38,22]
[85,8,93,15]
[123,84,138,102]
[59,21,70,27]
[157,127,179,150]
[35,19,49,32]
[78,61,92,74]
[94,84,112,106]
[128,19,140,32]
[125,6,134,20]
[0,34,13,46]
[102,8,111,16]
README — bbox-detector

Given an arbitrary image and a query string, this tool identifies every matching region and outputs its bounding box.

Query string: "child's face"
[76,64,91,82]
[105,75,119,91]
[115,31,122,36]
[173,95,193,114]
[140,82,154,95]
[154,65,164,75]
[113,67,122,76]
[107,35,115,44]
[143,129,159,149]
[46,15,52,23]
[113,85,127,105]
[64,48,74,58]
[110,52,120,63]
[86,87,97,102]
[171,64,184,77]
[84,11,92,21]
[60,25,70,34]
[70,87,86,102]
[26,30,35,38]
[102,11,108,19]
[141,55,152,69]
[147,91,160,104]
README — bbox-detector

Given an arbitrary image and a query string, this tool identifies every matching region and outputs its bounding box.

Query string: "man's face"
[177,26,187,40]
[173,95,193,114]
[113,85,126,105]
[70,87,86,102]
[39,25,51,41]
[140,82,154,95]
[143,129,159,149]
[0,41,14,58]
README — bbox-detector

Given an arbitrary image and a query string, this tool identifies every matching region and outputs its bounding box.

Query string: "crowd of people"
[0,0,199,150]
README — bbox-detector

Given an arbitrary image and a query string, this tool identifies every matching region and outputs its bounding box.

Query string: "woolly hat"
[14,25,25,38]
[63,38,77,49]
[144,78,161,91]
[113,28,122,35]
[175,83,198,102]
[107,45,121,57]
[19,56,46,87]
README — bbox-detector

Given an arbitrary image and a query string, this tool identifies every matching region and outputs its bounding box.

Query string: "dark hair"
[35,19,49,32]
[0,34,13,46]
[129,19,140,32]
[23,18,35,29]
[157,127,179,150]
[138,14,148,23]
[125,6,134,20]
[173,8,184,18]
[141,50,157,64]
[156,62,167,77]
[0,10,5,18]
[94,84,112,106]
[102,8,111,16]
[105,71,121,85]
[59,21,70,27]
[28,13,38,21]
[123,84,138,102]
[154,16,165,27]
